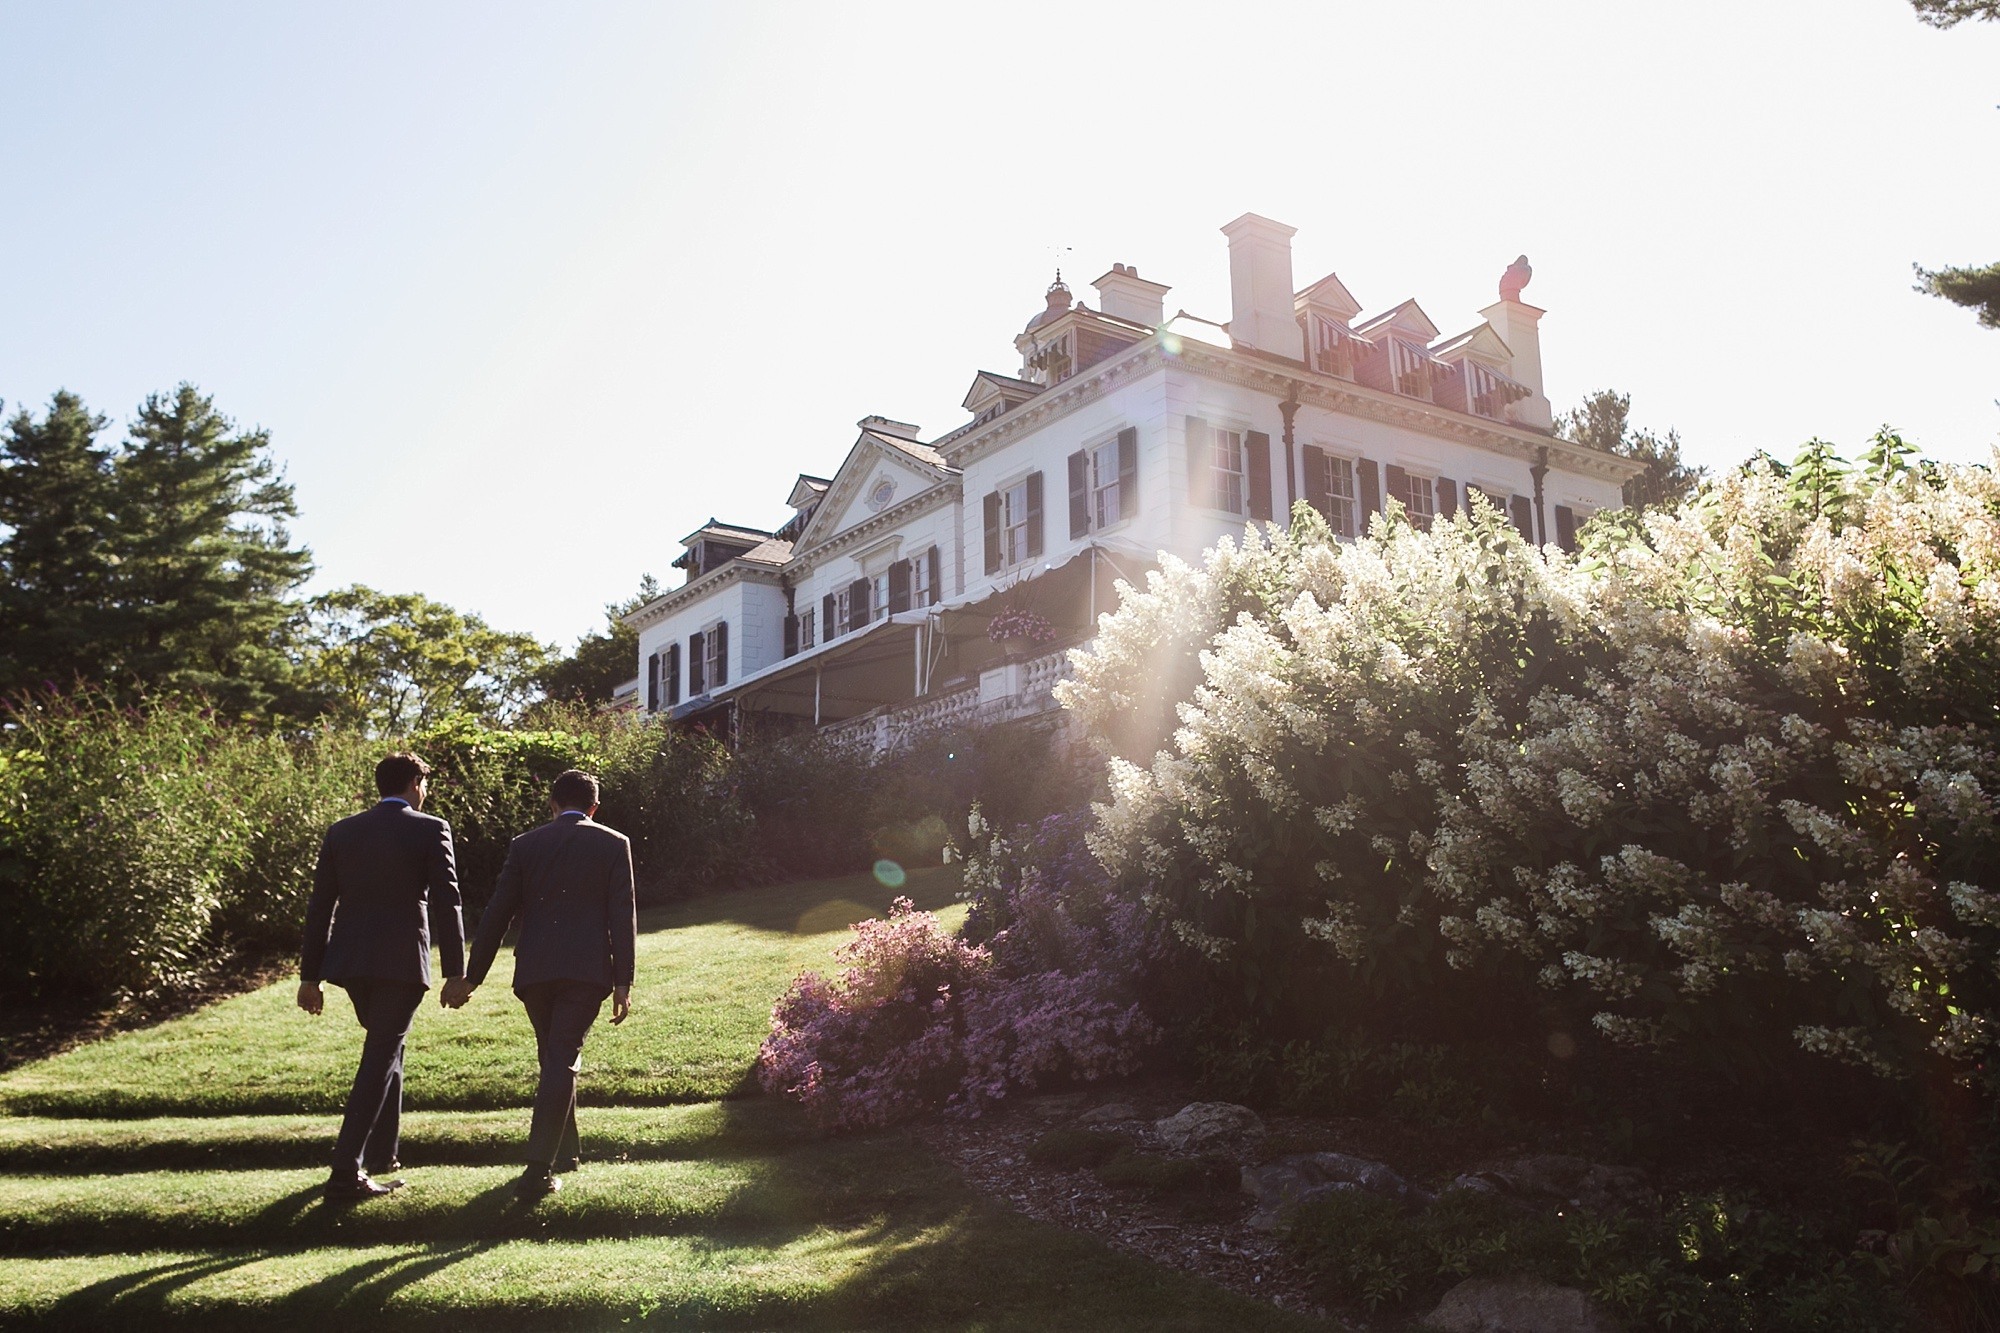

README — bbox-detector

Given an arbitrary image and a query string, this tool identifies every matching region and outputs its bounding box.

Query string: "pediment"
[793,433,956,554]
[1352,298,1440,343]
[1295,271,1362,322]
[962,370,1041,414]
[1431,322,1514,367]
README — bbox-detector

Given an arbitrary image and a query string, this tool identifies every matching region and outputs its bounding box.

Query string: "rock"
[1153,1102,1264,1153]
[1077,1102,1138,1125]
[1024,1092,1088,1119]
[1478,1155,1653,1215]
[1240,1151,1418,1232]
[1421,1276,1620,1332]
[1446,1173,1499,1194]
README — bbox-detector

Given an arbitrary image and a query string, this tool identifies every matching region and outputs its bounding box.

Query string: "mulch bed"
[916,1081,1339,1322]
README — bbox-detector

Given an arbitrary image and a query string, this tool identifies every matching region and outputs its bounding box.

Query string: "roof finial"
[1500,254,1532,302]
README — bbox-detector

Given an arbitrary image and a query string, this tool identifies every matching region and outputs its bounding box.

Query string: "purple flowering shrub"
[758,809,1165,1129]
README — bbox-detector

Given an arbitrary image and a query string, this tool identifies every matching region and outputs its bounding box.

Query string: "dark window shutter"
[983,491,1002,574]
[1555,504,1577,552]
[927,545,941,604]
[713,621,728,686]
[1117,427,1138,520]
[783,615,798,658]
[1246,431,1273,521]
[1509,494,1535,539]
[1068,449,1089,539]
[1025,471,1044,558]
[667,643,680,705]
[1186,416,1213,509]
[688,632,705,695]
[1358,458,1380,521]
[888,560,911,613]
[849,577,870,626]
[822,592,837,638]
[647,652,660,711]
[1437,478,1458,519]
[1303,445,1329,521]
[1384,463,1408,513]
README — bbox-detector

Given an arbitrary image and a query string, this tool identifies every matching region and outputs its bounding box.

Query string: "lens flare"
[873,859,907,889]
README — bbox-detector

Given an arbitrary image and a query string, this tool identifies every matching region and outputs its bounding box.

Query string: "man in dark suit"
[445,768,636,1200]
[299,751,465,1204]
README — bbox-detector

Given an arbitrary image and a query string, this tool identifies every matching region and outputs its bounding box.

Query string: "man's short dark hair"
[375,752,431,798]
[551,769,600,810]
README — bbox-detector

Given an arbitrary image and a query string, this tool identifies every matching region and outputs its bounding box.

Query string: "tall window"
[834,587,853,636]
[911,549,932,605]
[871,572,890,623]
[1210,428,1245,515]
[1089,439,1123,528]
[1321,453,1357,538]
[703,624,726,689]
[1395,472,1436,529]
[1002,480,1032,566]
[799,608,815,650]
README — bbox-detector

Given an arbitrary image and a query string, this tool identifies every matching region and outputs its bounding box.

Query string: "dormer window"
[1308,315,1354,378]
[1030,333,1073,385]
[1391,340,1435,401]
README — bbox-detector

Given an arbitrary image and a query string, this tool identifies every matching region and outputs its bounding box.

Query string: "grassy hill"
[0,866,1316,1330]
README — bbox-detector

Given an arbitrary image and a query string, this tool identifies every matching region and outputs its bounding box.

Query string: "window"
[799,609,815,650]
[1320,453,1357,538]
[1309,315,1352,377]
[1002,479,1032,566]
[1394,472,1436,529]
[911,549,932,606]
[703,623,727,689]
[1089,439,1123,529]
[871,572,890,623]
[1211,428,1245,515]
[834,587,855,636]
[1391,339,1434,400]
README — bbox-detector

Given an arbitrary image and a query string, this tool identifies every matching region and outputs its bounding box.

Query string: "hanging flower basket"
[987,608,1057,651]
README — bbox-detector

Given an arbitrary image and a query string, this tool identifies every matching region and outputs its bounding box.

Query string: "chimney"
[857,415,922,441]
[1478,254,1553,430]
[1091,263,1171,329]
[1220,213,1305,361]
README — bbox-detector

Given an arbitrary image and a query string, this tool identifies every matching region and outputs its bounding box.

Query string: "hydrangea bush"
[1062,436,2000,1082]
[758,810,1161,1128]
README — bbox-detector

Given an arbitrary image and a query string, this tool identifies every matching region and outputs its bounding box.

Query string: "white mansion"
[622,213,1644,746]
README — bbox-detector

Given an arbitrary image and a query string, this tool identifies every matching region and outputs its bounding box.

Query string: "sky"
[2,0,1995,650]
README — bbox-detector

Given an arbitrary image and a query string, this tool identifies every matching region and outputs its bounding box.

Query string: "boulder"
[1241,1151,1418,1232]
[1153,1102,1264,1152]
[1421,1277,1620,1332]
[1077,1102,1138,1125]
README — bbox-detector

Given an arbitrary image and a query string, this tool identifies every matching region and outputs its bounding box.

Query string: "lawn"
[0,866,1319,1331]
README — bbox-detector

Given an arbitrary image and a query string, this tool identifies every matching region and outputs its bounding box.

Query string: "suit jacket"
[466,812,637,992]
[302,801,465,988]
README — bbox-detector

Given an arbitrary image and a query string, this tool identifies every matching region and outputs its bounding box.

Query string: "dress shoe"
[325,1174,404,1205]
[514,1167,561,1201]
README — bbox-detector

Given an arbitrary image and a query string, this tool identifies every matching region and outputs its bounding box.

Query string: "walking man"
[445,768,636,1201]
[299,751,465,1204]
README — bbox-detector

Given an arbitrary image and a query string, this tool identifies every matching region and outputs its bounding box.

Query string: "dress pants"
[517,979,611,1169]
[329,978,426,1178]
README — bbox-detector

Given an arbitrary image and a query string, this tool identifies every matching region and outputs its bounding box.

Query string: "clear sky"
[2,0,1995,650]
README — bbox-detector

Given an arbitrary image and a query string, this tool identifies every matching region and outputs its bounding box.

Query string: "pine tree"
[1557,388,1704,512]
[105,385,314,714]
[0,392,117,694]
[1910,0,1998,327]
[538,573,661,706]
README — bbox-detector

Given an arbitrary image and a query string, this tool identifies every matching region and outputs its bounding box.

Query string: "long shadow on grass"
[645,864,962,936]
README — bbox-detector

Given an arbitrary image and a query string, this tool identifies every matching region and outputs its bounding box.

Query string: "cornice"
[943,343,1166,470]
[624,561,785,632]
[790,481,961,577]
[794,435,957,553]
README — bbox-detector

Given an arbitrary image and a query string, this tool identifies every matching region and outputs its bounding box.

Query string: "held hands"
[296,980,323,1016]
[611,986,632,1025]
[440,977,476,1009]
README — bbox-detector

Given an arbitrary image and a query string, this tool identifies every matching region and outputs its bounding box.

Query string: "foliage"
[1916,260,2000,331]
[288,585,552,735]
[1558,387,1704,511]
[1911,0,2000,27]
[1065,438,2000,1085]
[1290,1185,1903,1329]
[0,386,313,717]
[0,690,370,1000]
[987,608,1058,644]
[538,573,661,706]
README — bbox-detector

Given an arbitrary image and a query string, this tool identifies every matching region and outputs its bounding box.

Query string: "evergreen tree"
[105,385,314,714]
[1557,388,1704,512]
[0,393,117,694]
[538,573,661,706]
[1910,0,1997,327]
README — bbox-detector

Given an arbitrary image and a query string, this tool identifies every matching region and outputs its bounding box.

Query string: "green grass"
[0,867,965,1119]
[0,867,1321,1330]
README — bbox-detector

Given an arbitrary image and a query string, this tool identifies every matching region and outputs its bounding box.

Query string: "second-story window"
[871,571,890,623]
[704,622,728,688]
[1003,480,1031,564]
[911,549,932,605]
[834,587,854,636]
[799,608,815,650]
[983,472,1044,575]
[1089,439,1123,528]
[1320,453,1357,538]
[1211,427,1246,515]
[1393,472,1436,530]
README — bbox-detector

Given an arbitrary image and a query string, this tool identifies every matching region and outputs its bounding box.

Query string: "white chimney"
[1478,255,1553,430]
[1091,263,1171,329]
[1220,213,1305,361]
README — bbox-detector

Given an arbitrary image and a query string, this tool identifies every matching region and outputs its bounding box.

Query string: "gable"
[794,435,955,554]
[1431,322,1514,366]
[1295,271,1362,322]
[1353,298,1441,343]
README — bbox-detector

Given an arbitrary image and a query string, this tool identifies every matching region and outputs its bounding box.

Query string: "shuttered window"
[992,473,1044,569]
[799,609,816,649]
[666,642,680,706]
[1304,448,1358,538]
